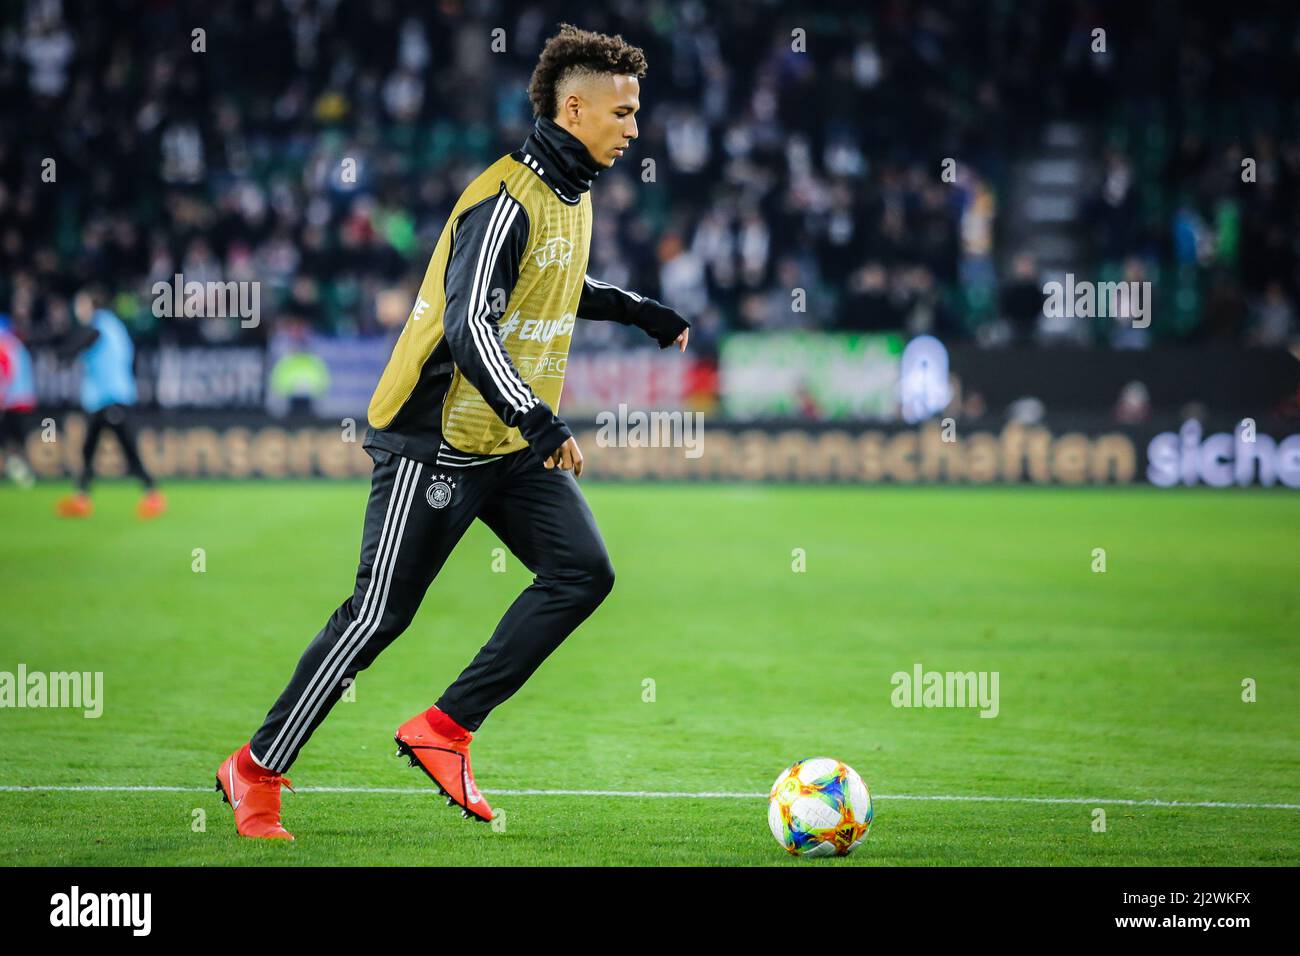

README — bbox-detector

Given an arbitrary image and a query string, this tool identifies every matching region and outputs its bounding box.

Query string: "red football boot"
[137,490,167,520]
[395,709,494,822]
[215,744,295,840]
[55,492,92,518]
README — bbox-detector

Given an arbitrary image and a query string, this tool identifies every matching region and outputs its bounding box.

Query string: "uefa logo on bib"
[426,474,457,509]
[532,236,572,271]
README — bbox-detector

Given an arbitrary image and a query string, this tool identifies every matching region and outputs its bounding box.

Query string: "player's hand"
[544,436,584,477]
[674,327,689,352]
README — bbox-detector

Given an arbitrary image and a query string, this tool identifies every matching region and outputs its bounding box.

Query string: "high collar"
[513,114,605,205]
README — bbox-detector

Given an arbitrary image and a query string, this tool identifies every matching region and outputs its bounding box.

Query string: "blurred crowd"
[1,0,1298,355]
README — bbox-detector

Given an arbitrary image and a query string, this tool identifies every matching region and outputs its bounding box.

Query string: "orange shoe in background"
[215,744,295,840]
[137,490,166,519]
[56,492,92,518]
[395,709,494,822]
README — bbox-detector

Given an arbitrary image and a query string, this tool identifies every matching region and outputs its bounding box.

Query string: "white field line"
[0,785,1297,811]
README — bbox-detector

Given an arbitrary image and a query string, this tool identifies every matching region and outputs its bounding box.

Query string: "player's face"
[73,292,94,324]
[582,75,640,168]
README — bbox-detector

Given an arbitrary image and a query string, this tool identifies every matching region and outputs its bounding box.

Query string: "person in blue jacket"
[56,286,165,519]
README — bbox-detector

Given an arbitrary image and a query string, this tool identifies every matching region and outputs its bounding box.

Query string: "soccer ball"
[767,757,873,857]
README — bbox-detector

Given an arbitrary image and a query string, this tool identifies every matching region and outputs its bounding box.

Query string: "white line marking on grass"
[1,785,1298,811]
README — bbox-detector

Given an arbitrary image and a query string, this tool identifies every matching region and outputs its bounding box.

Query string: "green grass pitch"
[1,480,1297,866]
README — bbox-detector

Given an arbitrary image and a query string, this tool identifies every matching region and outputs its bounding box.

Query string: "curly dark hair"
[527,22,648,121]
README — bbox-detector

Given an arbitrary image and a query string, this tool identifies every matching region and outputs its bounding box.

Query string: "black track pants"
[77,404,154,492]
[249,446,615,773]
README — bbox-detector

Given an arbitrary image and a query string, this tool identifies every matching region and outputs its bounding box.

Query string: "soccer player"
[0,313,37,488]
[217,24,690,839]
[54,286,165,519]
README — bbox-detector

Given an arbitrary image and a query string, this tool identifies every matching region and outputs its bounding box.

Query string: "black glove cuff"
[636,299,690,349]
[519,403,573,462]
